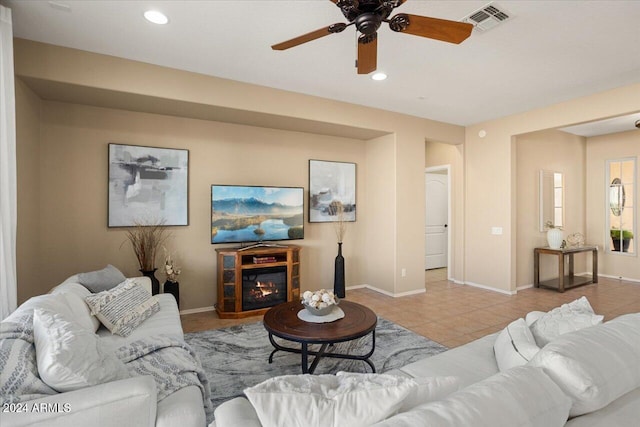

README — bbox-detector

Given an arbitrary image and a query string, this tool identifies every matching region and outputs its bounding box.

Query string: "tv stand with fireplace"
[215,245,301,319]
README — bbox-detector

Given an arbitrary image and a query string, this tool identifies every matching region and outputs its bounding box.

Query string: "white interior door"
[425,172,448,270]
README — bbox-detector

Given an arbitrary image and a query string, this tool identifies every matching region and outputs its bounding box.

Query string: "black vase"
[334,242,345,298]
[164,280,180,308]
[140,269,160,295]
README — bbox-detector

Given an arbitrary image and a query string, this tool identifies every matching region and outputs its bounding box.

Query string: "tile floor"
[181,270,640,348]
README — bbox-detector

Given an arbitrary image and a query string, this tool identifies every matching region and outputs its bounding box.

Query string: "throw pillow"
[493,318,540,371]
[33,308,130,393]
[528,296,603,347]
[244,373,417,427]
[78,264,126,293]
[528,313,640,417]
[371,366,571,427]
[52,282,101,331]
[84,279,160,337]
[57,290,99,333]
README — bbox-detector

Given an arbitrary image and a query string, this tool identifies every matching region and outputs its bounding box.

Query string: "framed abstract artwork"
[309,159,356,223]
[108,143,189,227]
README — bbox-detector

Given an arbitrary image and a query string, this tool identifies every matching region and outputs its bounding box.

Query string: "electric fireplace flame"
[253,281,279,298]
[242,267,287,311]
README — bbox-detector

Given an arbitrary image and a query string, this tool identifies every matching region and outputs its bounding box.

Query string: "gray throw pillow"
[78,264,126,293]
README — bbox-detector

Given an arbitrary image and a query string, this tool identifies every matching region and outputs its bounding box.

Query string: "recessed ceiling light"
[144,10,168,25]
[371,72,387,81]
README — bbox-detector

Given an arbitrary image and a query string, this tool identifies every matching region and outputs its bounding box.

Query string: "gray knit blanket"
[1,314,210,411]
[117,334,212,409]
[0,314,56,404]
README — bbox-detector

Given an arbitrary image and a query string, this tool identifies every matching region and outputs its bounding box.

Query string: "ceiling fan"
[271,0,474,75]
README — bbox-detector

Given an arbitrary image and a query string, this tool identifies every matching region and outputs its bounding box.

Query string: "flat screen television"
[211,185,304,244]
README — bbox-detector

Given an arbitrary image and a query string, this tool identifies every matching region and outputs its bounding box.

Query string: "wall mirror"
[609,177,625,216]
[606,158,636,254]
[539,170,564,232]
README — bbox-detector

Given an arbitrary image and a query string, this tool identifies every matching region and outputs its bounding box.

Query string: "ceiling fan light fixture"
[144,10,169,25]
[371,72,387,81]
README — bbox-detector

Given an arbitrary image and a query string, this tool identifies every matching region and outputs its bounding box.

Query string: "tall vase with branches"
[332,201,347,298]
[125,220,170,295]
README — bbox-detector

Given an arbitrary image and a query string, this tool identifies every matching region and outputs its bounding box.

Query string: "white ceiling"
[560,112,640,138]
[4,0,640,128]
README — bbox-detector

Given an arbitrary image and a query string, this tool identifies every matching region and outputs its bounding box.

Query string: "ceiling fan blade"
[391,13,473,44]
[272,23,347,50]
[357,37,377,75]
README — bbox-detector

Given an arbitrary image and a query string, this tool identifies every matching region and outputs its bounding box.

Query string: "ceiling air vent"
[462,2,512,33]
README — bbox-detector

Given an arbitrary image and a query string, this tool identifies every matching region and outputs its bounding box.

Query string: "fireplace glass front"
[242,266,287,311]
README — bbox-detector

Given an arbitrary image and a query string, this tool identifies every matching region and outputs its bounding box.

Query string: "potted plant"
[163,247,181,306]
[125,220,169,294]
[610,228,634,252]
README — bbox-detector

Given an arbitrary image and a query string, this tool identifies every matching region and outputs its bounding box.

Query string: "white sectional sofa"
[1,275,206,427]
[212,312,640,427]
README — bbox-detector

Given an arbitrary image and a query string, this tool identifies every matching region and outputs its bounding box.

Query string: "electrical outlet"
[401,268,407,277]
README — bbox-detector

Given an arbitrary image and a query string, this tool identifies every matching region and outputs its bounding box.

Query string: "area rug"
[184,317,447,422]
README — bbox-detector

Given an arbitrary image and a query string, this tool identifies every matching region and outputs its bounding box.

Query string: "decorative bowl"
[303,300,339,316]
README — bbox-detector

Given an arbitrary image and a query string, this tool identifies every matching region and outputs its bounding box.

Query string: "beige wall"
[13,38,640,307]
[586,130,640,280]
[425,140,464,282]
[362,134,396,294]
[466,83,640,293]
[515,130,587,286]
[23,100,370,310]
[13,39,466,306]
[15,80,42,303]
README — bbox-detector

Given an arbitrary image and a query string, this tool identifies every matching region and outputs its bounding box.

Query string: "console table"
[534,246,598,292]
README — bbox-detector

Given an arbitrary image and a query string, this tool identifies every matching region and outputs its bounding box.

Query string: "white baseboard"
[464,281,517,295]
[181,273,639,315]
[598,274,640,284]
[346,284,426,298]
[179,306,215,315]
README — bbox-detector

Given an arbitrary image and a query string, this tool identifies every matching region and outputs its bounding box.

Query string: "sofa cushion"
[244,373,416,427]
[564,387,640,427]
[493,318,540,371]
[392,333,499,390]
[528,313,640,417]
[97,294,183,351]
[528,297,603,347]
[399,376,461,412]
[78,264,126,293]
[33,308,130,393]
[371,366,571,427]
[85,279,160,337]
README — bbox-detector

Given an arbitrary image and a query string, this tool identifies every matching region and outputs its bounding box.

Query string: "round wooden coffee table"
[263,300,377,374]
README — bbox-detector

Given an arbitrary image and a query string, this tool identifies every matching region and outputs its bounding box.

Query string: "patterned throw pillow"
[84,280,159,337]
[528,297,603,347]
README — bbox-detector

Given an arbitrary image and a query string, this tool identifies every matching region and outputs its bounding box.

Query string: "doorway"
[425,166,450,271]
